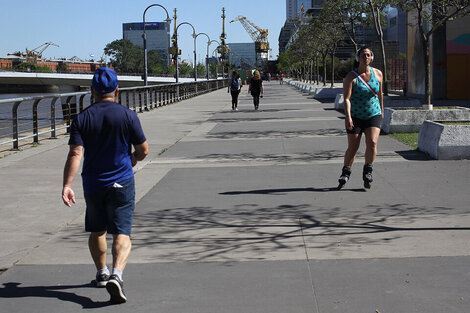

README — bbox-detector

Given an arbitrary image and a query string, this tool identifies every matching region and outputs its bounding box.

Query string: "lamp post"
[142,4,171,86]
[195,33,210,80]
[211,47,219,79]
[209,40,220,79]
[175,22,196,83]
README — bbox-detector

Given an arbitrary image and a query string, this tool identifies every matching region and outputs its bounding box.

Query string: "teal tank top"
[350,68,382,119]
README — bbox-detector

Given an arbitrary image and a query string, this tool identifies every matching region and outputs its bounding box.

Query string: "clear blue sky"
[1,0,285,63]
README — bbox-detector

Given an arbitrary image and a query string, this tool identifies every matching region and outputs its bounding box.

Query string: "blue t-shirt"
[69,101,146,194]
[350,68,382,120]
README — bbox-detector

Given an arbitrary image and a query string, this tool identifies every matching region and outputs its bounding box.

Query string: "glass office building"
[123,22,170,64]
[227,43,256,69]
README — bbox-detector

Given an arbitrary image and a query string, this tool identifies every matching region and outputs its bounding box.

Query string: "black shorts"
[346,115,383,134]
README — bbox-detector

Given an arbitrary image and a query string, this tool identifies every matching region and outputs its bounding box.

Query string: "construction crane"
[230,16,269,68]
[25,42,59,63]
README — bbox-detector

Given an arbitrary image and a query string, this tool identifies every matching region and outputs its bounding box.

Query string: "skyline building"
[122,22,170,65]
[286,0,297,19]
[227,43,256,69]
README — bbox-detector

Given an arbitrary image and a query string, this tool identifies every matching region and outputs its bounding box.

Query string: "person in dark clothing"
[62,67,148,304]
[228,70,242,110]
[248,70,264,110]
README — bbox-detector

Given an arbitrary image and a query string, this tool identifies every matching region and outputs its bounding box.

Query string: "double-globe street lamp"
[174,22,196,83]
[142,4,171,86]
[194,33,211,81]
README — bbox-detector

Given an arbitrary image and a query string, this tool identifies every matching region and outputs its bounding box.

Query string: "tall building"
[286,0,297,19]
[227,43,256,69]
[123,22,170,65]
[386,7,407,54]
[279,19,297,54]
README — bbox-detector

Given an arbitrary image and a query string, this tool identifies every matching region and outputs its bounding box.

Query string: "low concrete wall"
[418,120,470,160]
[334,94,344,110]
[382,107,470,133]
[314,87,342,99]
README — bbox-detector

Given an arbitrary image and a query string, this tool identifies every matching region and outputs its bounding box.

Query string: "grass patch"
[389,132,419,149]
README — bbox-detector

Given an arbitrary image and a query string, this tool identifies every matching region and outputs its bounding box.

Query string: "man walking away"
[62,67,148,304]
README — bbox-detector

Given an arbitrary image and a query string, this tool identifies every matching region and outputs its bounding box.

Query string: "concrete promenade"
[1,81,469,312]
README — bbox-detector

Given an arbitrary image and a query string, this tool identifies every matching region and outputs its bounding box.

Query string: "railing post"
[12,101,21,150]
[50,98,59,139]
[65,95,76,134]
[79,94,87,112]
[132,90,137,112]
[138,92,143,113]
[33,99,41,142]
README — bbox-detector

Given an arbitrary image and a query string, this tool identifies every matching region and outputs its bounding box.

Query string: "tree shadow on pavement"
[130,202,470,262]
[0,282,111,309]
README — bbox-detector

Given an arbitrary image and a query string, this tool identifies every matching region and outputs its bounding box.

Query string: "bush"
[15,62,53,73]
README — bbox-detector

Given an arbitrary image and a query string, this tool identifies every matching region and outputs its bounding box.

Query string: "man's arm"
[131,141,149,166]
[62,144,83,207]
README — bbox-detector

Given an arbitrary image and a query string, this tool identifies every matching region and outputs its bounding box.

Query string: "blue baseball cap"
[91,67,118,94]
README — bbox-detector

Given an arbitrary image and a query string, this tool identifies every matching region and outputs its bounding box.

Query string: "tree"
[367,0,393,95]
[179,63,192,75]
[309,14,337,86]
[196,63,206,77]
[397,0,470,108]
[316,7,346,87]
[322,0,368,53]
[56,62,70,73]
[104,39,141,73]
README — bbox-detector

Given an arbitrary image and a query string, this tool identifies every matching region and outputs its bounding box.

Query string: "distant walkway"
[1,81,470,312]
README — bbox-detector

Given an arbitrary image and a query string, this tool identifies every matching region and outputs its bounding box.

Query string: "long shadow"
[208,129,344,139]
[220,186,364,195]
[0,282,111,309]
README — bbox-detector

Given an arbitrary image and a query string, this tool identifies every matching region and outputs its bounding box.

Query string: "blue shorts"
[84,178,135,235]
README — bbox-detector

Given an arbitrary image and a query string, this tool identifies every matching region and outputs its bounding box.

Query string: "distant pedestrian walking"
[337,47,384,190]
[62,67,149,304]
[228,70,242,110]
[248,70,264,110]
[280,73,284,85]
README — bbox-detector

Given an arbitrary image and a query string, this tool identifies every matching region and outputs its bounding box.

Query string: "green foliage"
[56,62,69,73]
[196,63,206,76]
[179,63,192,75]
[104,39,166,74]
[14,62,52,73]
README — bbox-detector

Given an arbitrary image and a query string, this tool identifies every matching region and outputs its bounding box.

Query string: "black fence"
[0,79,227,152]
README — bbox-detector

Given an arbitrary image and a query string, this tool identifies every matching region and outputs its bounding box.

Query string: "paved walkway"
[1,82,470,312]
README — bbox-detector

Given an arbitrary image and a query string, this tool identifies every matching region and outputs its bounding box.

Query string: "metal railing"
[0,79,227,152]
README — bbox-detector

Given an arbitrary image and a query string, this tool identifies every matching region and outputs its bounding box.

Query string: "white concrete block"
[418,120,470,160]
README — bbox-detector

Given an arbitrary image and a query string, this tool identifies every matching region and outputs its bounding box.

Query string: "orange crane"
[26,42,59,62]
[230,16,269,67]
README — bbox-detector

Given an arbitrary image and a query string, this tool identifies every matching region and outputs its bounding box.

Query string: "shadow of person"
[0,282,111,309]
[219,186,365,195]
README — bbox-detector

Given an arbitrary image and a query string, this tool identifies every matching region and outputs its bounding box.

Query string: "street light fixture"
[195,33,211,80]
[209,40,220,79]
[174,22,196,83]
[142,4,171,86]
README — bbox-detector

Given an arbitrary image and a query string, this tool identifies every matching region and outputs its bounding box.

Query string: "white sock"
[112,268,123,281]
[97,266,110,276]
